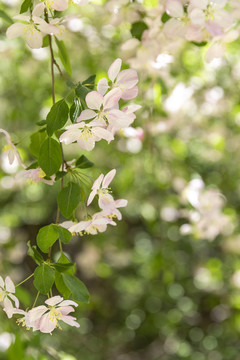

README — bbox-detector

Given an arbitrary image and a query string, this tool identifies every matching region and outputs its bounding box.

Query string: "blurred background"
[1,0,240,359]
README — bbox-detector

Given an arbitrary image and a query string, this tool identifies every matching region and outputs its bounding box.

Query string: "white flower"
[87,169,116,209]
[0,276,19,319]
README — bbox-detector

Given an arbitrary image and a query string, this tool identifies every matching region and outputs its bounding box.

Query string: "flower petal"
[86,91,104,110]
[102,169,116,188]
[5,276,15,293]
[103,88,121,110]
[32,3,45,16]
[166,0,184,18]
[116,69,138,90]
[77,109,97,121]
[97,78,109,95]
[45,296,63,306]
[92,127,114,143]
[60,300,78,307]
[87,189,97,206]
[39,312,57,333]
[8,294,19,308]
[6,23,25,39]
[25,29,43,49]
[121,86,139,100]
[60,314,80,327]
[92,174,104,190]
[108,58,122,82]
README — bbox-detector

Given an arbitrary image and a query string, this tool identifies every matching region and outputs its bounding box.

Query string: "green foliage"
[55,38,72,76]
[62,273,90,303]
[33,264,55,294]
[75,155,94,169]
[55,225,72,244]
[36,224,60,253]
[39,137,62,176]
[57,182,81,218]
[55,254,75,298]
[27,241,44,265]
[52,262,74,272]
[130,21,148,40]
[19,0,32,14]
[70,98,81,123]
[29,130,47,158]
[82,75,96,90]
[0,10,13,24]
[46,99,69,136]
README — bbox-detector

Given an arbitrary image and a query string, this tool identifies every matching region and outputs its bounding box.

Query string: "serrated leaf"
[62,273,90,303]
[57,182,81,218]
[29,131,47,158]
[55,37,72,76]
[0,10,13,24]
[76,155,94,169]
[82,75,96,90]
[33,264,55,294]
[130,21,148,40]
[52,262,74,272]
[20,0,32,14]
[70,98,81,123]
[46,99,69,136]
[39,137,62,176]
[27,241,44,265]
[37,224,59,253]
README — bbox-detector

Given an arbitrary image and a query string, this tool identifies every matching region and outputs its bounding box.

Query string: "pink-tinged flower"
[72,0,90,4]
[98,199,128,221]
[62,211,116,235]
[97,58,139,100]
[27,296,79,334]
[44,0,68,11]
[78,90,133,131]
[0,129,26,168]
[163,0,190,39]
[60,121,114,151]
[205,29,239,62]
[87,169,116,209]
[6,3,57,49]
[16,168,55,185]
[0,276,19,319]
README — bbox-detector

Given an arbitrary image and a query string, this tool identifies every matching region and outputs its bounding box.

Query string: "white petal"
[77,136,95,151]
[108,58,122,82]
[121,86,139,100]
[45,296,63,306]
[32,3,45,16]
[39,313,57,333]
[60,300,78,307]
[115,199,128,208]
[189,8,205,25]
[92,174,104,190]
[86,91,104,110]
[6,23,25,39]
[5,276,15,293]
[0,276,4,289]
[61,315,80,327]
[53,0,68,11]
[166,0,184,18]
[25,29,43,49]
[116,69,138,90]
[102,169,116,188]
[3,298,14,318]
[103,88,121,109]
[97,78,109,95]
[87,190,97,206]
[99,194,115,210]
[77,109,97,121]
[93,127,114,143]
[8,294,19,308]
[72,220,92,232]
[28,305,48,323]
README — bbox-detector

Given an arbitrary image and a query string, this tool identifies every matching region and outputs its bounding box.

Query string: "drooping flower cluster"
[180,179,231,241]
[62,169,128,236]
[6,0,91,48]
[60,58,141,150]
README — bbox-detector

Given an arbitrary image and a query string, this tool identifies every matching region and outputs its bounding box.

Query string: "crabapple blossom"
[0,276,19,319]
[27,296,80,334]
[62,211,116,235]
[6,3,57,48]
[60,121,114,151]
[16,168,56,185]
[98,199,128,221]
[87,169,116,209]
[0,129,26,168]
[97,58,139,100]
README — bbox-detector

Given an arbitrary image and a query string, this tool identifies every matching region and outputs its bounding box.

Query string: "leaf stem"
[16,273,34,287]
[32,291,40,309]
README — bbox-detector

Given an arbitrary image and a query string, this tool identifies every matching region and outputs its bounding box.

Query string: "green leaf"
[36,120,47,126]
[57,182,81,218]
[76,155,94,169]
[54,225,72,244]
[82,75,96,90]
[62,273,90,303]
[75,83,91,102]
[70,98,81,123]
[191,41,208,47]
[130,21,148,40]
[161,12,171,23]
[46,99,69,136]
[0,10,13,24]
[52,262,74,272]
[29,131,47,158]
[27,241,44,265]
[37,224,59,253]
[55,37,72,76]
[33,264,55,294]
[20,0,32,14]
[42,35,49,48]
[55,254,75,298]
[55,171,67,181]
[39,137,62,176]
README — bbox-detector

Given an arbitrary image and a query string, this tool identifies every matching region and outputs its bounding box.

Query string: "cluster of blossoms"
[180,179,231,241]
[6,0,91,48]
[0,276,79,334]
[112,0,240,75]
[60,58,141,150]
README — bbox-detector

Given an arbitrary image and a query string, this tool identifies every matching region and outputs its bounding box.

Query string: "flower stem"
[16,273,34,287]
[32,291,40,309]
